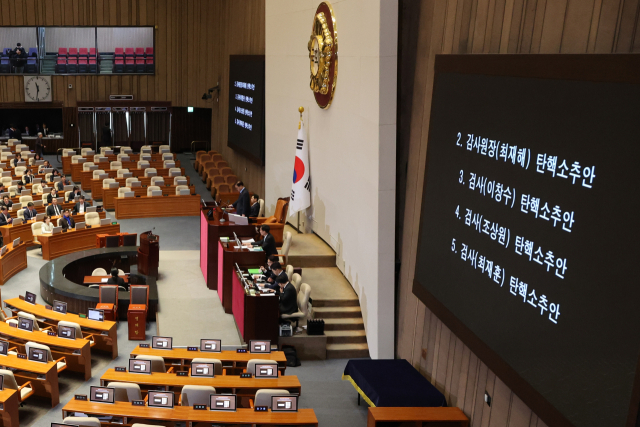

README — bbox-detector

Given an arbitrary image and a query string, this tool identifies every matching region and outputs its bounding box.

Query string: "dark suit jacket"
[22,175,32,184]
[0,201,12,209]
[23,208,38,220]
[73,202,91,214]
[249,202,260,217]
[56,181,65,191]
[254,232,277,260]
[107,276,126,289]
[45,204,62,217]
[279,283,298,315]
[12,158,20,167]
[232,189,250,216]
[0,213,12,226]
[47,193,59,204]
[265,270,287,293]
[8,129,21,141]
[68,192,80,202]
[60,216,75,230]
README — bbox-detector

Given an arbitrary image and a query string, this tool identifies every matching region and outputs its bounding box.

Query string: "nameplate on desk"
[240,373,253,378]
[115,367,127,372]
[17,354,26,359]
[139,343,150,348]
[75,394,88,401]
[79,314,87,318]
[193,404,207,410]
[187,346,198,351]
[176,371,188,377]
[18,295,24,300]
[236,349,247,353]
[132,400,145,406]
[45,305,52,310]
[254,406,269,412]
[8,323,16,328]
[47,331,56,336]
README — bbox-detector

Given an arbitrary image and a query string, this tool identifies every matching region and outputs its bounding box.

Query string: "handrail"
[190,140,210,159]
[57,147,77,164]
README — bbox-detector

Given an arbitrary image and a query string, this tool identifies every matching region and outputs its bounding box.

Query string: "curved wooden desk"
[0,389,19,427]
[130,346,287,375]
[0,353,59,407]
[0,242,26,285]
[114,195,200,219]
[90,176,192,200]
[0,321,91,380]
[62,400,318,426]
[0,212,107,246]
[103,185,196,210]
[100,369,301,401]
[5,297,118,359]
[39,223,120,260]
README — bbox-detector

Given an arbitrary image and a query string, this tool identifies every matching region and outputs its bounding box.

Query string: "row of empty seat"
[55,57,97,73]
[194,150,239,198]
[113,57,154,73]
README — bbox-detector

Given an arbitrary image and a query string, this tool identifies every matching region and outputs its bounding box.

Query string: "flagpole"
[296,107,305,233]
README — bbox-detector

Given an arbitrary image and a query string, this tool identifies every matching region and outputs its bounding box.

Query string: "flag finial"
[298,106,304,129]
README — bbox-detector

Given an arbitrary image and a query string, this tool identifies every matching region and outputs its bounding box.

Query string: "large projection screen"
[413,55,640,427]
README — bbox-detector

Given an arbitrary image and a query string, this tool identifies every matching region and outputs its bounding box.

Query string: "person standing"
[231,181,250,217]
[101,122,112,148]
[9,43,26,73]
[35,132,45,156]
[42,123,49,136]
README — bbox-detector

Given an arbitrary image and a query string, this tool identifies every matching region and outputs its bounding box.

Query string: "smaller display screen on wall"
[227,55,265,165]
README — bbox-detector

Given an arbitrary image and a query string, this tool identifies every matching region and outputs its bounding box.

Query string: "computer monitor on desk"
[233,232,243,248]
[148,391,174,408]
[210,394,237,411]
[250,340,271,354]
[88,308,104,322]
[200,339,221,352]
[18,316,34,332]
[53,300,67,314]
[129,358,152,374]
[90,386,115,404]
[152,336,172,349]
[191,361,215,377]
[28,346,48,363]
[58,325,76,339]
[272,395,299,412]
[255,362,278,378]
[0,339,9,356]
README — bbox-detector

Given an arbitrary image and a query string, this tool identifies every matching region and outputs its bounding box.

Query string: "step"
[313,306,362,319]
[313,298,359,308]
[325,329,367,344]
[322,318,365,331]
[326,343,369,359]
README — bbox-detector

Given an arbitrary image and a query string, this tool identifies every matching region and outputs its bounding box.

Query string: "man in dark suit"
[251,224,278,260]
[256,255,279,281]
[47,188,60,205]
[107,267,127,289]
[231,181,250,217]
[278,276,298,317]
[0,207,12,226]
[249,194,260,217]
[23,202,38,221]
[263,261,286,293]
[0,196,12,210]
[73,195,91,214]
[45,198,62,217]
[56,177,69,192]
[12,153,22,168]
[8,125,21,141]
[60,209,75,230]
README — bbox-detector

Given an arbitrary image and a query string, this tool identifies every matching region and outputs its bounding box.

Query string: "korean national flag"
[290,121,310,215]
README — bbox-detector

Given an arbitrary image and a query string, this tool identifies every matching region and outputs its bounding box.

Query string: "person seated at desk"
[22,169,34,184]
[33,153,43,162]
[73,195,91,214]
[56,177,69,192]
[278,276,298,318]
[60,209,75,230]
[248,224,278,260]
[39,160,52,173]
[15,182,24,195]
[45,197,62,217]
[0,206,13,226]
[47,188,59,205]
[107,267,127,289]
[68,186,81,202]
[0,184,5,194]
[48,169,61,184]
[0,196,12,209]
[255,255,279,281]
[23,202,38,220]
[11,153,22,168]
[231,180,250,216]
[261,261,286,294]
[249,194,260,217]
[41,216,54,233]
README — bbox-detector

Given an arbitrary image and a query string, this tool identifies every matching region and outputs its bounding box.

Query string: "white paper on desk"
[233,245,244,249]
[260,293,276,296]
[242,238,255,244]
[101,278,108,283]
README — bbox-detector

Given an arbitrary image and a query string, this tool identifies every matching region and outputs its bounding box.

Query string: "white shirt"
[79,203,84,213]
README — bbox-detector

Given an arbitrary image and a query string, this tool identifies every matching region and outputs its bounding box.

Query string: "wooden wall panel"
[0,0,264,195]
[397,0,640,426]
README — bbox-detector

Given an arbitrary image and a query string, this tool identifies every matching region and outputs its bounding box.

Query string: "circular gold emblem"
[307,2,338,109]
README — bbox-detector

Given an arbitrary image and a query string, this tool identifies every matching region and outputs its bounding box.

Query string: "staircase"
[99,54,114,74]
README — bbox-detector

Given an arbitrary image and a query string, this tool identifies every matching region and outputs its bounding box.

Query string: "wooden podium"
[137,232,159,278]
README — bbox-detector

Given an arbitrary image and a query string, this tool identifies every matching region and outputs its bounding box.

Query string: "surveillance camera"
[68,84,72,89]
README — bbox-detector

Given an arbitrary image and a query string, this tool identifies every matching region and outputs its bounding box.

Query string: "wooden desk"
[62,400,318,426]
[102,185,196,210]
[99,369,301,401]
[79,165,184,189]
[0,389,19,427]
[114,195,200,220]
[232,267,279,344]
[130,346,288,375]
[218,241,265,314]
[5,297,118,359]
[90,176,192,200]
[63,153,168,175]
[0,321,92,380]
[200,208,258,290]
[0,211,106,246]
[0,353,59,407]
[83,275,130,285]
[0,242,26,285]
[367,407,469,427]
[38,223,121,260]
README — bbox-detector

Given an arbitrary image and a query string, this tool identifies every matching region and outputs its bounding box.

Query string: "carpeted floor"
[8,153,371,427]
